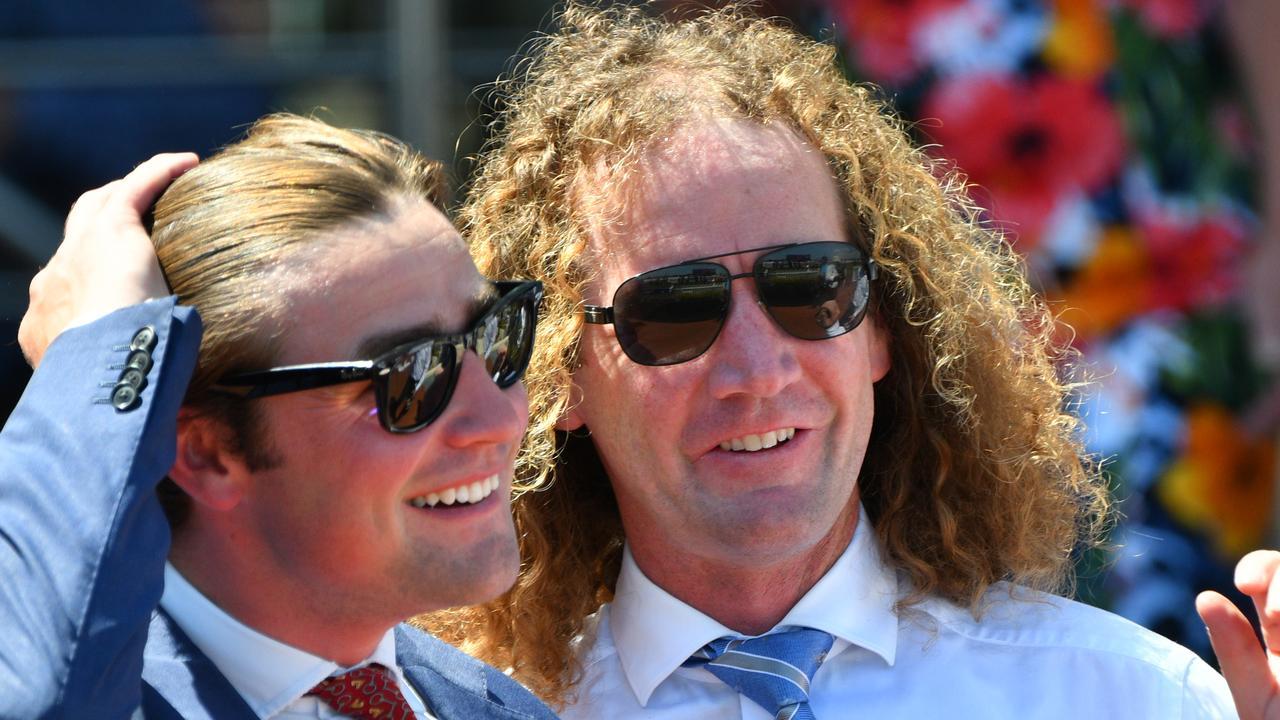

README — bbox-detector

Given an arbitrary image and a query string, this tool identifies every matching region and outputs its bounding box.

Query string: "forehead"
[579,118,847,280]
[275,199,489,363]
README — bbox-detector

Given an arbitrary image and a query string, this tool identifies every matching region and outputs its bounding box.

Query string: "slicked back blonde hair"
[422,2,1108,706]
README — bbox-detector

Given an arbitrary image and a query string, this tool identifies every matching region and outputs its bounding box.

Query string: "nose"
[704,282,802,400]
[433,349,529,449]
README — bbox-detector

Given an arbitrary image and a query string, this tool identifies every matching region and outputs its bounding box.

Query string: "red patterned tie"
[307,664,416,720]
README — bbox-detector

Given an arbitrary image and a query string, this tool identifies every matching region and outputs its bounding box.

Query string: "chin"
[412,538,521,610]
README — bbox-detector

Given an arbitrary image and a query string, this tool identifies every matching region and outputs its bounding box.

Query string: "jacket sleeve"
[0,298,202,720]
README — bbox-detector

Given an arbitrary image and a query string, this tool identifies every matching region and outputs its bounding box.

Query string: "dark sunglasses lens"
[756,242,870,340]
[612,263,729,366]
[381,341,456,431]
[478,289,537,387]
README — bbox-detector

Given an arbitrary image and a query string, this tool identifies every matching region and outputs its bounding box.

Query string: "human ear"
[555,378,587,432]
[168,408,248,512]
[867,314,891,383]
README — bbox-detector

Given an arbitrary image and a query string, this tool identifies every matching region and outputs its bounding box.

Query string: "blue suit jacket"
[0,299,556,720]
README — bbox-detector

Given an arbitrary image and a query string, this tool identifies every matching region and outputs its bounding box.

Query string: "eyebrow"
[352,283,499,360]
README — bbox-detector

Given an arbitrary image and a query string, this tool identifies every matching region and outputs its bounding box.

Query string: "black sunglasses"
[212,280,543,433]
[583,242,876,366]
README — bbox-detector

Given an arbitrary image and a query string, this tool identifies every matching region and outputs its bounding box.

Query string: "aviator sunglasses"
[213,280,543,433]
[584,241,876,366]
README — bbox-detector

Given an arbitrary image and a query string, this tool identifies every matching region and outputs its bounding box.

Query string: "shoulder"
[558,606,647,720]
[919,585,1193,668]
[908,584,1232,714]
[394,624,557,720]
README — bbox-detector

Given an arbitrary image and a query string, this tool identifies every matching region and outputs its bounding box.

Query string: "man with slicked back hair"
[0,114,556,720]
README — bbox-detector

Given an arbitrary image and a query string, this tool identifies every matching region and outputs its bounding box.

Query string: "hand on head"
[18,152,198,368]
[1198,550,1280,718]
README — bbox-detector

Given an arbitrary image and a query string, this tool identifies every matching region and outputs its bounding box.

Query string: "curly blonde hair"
[421,2,1109,706]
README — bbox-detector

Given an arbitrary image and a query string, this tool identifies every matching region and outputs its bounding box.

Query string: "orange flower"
[1043,0,1115,78]
[1052,226,1151,341]
[1159,403,1276,558]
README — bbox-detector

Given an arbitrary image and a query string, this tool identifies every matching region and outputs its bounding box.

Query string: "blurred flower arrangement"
[805,0,1273,658]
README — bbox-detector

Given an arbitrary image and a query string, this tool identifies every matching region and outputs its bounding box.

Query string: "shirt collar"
[610,504,899,707]
[160,563,407,719]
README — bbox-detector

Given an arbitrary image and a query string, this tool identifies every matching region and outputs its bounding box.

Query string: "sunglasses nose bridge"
[724,269,760,309]
[724,269,787,336]
[433,339,527,448]
[719,271,793,344]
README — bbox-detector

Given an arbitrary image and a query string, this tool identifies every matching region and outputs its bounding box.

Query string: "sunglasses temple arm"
[583,305,614,325]
[211,362,378,399]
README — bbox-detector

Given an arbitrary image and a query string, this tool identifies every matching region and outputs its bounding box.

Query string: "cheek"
[578,367,689,460]
[293,419,422,487]
[510,385,531,430]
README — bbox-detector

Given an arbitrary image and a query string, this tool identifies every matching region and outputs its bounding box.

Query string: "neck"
[627,512,857,636]
[169,521,391,667]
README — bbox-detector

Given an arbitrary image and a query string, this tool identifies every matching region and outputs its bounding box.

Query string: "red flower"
[1140,208,1246,312]
[831,0,964,85]
[920,73,1126,247]
[1113,0,1215,39]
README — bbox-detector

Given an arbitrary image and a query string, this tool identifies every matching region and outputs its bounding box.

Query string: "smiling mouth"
[718,427,797,452]
[407,474,501,509]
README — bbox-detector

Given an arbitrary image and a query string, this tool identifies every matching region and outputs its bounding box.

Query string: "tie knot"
[687,628,834,720]
[308,663,415,720]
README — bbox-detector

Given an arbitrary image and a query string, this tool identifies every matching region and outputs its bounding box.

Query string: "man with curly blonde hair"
[427,3,1276,717]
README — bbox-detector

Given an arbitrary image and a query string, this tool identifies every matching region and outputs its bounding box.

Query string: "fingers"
[1199,591,1273,718]
[112,152,199,216]
[1237,550,1280,654]
[61,152,196,245]
[1235,550,1280,596]
[20,152,197,368]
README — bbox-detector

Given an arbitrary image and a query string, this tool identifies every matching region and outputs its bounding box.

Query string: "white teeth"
[408,474,502,509]
[718,427,796,453]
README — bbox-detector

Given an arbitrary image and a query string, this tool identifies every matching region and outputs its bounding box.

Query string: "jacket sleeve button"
[124,350,153,375]
[111,383,140,411]
[130,326,158,353]
[118,367,147,390]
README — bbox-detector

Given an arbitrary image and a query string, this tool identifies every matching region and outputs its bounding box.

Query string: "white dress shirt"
[159,563,435,719]
[563,506,1236,719]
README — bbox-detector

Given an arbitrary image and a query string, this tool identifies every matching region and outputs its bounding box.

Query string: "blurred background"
[1,0,1276,665]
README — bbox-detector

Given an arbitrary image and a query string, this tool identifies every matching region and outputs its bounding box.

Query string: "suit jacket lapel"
[395,626,541,720]
[140,609,259,720]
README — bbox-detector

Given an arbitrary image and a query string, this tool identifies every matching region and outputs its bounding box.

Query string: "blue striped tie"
[685,628,834,720]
